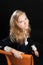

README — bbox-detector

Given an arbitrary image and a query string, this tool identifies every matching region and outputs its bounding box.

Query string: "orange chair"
[0,50,34,65]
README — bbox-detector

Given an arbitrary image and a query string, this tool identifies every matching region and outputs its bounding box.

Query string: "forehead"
[18,13,27,21]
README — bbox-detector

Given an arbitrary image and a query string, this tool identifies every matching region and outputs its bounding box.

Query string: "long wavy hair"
[9,10,31,44]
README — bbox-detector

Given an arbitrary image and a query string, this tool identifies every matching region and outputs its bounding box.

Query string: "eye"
[19,21,23,23]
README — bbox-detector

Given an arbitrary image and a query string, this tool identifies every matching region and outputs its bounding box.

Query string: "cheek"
[18,23,24,28]
[19,22,24,26]
[20,23,24,28]
[20,23,25,29]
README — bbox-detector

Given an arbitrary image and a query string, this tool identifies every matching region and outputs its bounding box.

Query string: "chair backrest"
[0,50,34,65]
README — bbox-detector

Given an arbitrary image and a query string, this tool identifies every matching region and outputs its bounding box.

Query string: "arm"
[4,46,24,59]
[28,38,39,57]
[0,37,24,59]
[31,44,39,57]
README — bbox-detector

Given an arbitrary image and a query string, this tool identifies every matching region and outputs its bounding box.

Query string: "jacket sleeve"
[28,38,37,51]
[0,37,17,51]
[0,37,10,50]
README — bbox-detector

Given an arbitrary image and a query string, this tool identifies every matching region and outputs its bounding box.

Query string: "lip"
[25,26,28,29]
[25,25,28,27]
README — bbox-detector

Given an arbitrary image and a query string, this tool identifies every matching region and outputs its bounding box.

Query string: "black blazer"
[0,36,35,54]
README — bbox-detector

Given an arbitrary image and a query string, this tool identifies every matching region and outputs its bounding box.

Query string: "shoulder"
[1,36,10,42]
[0,36,12,46]
[27,38,34,45]
[27,37,33,42]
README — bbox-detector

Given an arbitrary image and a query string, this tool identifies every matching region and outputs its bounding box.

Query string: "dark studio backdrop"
[0,0,43,65]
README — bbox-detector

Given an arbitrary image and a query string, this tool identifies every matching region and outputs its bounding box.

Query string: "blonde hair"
[9,10,31,44]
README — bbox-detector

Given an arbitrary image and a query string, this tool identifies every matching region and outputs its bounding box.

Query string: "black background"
[0,0,43,65]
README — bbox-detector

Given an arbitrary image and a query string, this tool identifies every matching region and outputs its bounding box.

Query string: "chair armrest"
[0,50,34,65]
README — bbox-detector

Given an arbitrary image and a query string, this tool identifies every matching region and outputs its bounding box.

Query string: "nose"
[24,21,26,25]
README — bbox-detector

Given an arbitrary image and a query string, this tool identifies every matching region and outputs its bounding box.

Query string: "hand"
[11,49,24,59]
[34,50,39,57]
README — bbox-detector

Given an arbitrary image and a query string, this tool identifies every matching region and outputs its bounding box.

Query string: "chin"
[25,27,28,29]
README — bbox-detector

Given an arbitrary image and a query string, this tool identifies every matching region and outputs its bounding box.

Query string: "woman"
[0,10,39,59]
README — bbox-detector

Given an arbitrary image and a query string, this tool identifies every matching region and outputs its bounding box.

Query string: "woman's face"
[18,13,29,30]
